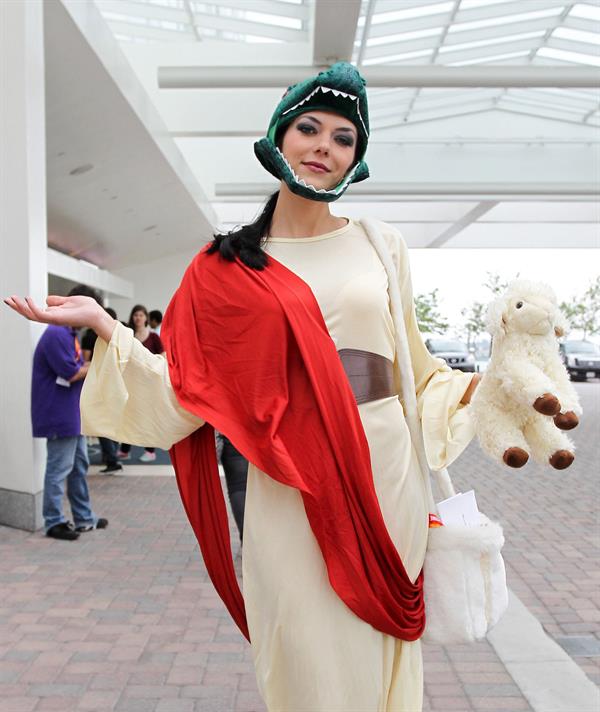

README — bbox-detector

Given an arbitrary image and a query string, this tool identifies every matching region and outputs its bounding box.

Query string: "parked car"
[559,340,600,381]
[425,338,476,372]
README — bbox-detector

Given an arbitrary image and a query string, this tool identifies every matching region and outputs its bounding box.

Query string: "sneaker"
[139,451,157,463]
[75,518,108,533]
[100,463,123,474]
[117,450,130,460]
[46,522,80,541]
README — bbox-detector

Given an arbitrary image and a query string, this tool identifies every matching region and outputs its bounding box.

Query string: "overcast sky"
[408,248,600,341]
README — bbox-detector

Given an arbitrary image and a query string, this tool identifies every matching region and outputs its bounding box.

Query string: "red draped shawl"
[161,247,425,642]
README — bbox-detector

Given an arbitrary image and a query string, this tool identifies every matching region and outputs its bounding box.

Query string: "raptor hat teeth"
[274,146,361,197]
[281,84,358,116]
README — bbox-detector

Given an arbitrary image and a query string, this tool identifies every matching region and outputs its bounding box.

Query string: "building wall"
[110,247,199,322]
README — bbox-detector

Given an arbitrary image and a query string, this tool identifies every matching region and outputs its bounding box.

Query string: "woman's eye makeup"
[335,134,354,147]
[296,122,355,147]
[297,122,316,134]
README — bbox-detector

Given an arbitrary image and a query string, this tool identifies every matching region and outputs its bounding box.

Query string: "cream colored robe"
[82,220,475,712]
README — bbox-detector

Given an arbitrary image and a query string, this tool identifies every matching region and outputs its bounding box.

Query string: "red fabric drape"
[162,247,425,643]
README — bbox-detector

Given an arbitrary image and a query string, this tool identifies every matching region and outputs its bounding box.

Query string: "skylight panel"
[244,11,301,29]
[101,10,187,31]
[449,6,564,33]
[460,0,522,8]
[570,3,600,21]
[367,27,442,47]
[553,27,600,45]
[363,49,434,66]
[538,46,600,66]
[369,1,453,25]
[449,50,531,65]
[500,93,587,114]
[243,35,282,43]
[440,30,546,53]
[145,0,182,7]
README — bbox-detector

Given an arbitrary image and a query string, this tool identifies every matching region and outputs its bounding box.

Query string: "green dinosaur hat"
[254,62,370,202]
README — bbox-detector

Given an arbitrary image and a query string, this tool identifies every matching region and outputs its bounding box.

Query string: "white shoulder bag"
[360,218,508,645]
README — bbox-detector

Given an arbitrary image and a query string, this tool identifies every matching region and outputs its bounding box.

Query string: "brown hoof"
[533,393,561,416]
[553,411,579,430]
[549,450,575,470]
[503,447,529,468]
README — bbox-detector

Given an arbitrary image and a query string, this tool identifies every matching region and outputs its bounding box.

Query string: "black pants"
[99,437,119,467]
[119,444,155,454]
[218,435,248,542]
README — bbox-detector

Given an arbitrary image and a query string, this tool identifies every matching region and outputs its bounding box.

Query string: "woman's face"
[280,111,358,192]
[133,310,147,328]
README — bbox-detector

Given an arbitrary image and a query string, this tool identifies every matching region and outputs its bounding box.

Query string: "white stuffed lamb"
[471,280,582,470]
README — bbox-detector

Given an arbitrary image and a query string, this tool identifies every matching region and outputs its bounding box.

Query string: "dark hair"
[127,304,148,329]
[207,191,279,270]
[105,307,117,320]
[68,284,102,304]
[149,310,163,324]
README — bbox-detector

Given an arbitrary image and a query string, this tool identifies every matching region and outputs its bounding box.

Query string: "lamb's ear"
[554,310,568,338]
[485,297,508,336]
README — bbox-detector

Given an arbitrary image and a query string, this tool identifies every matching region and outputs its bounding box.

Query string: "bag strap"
[432,468,456,500]
[359,218,458,511]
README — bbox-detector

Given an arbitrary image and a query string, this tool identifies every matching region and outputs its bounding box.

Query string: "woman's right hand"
[3,295,117,342]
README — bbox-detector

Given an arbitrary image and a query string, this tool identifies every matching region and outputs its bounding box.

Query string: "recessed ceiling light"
[69,163,94,176]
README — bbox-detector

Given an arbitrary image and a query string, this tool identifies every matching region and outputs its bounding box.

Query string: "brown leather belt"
[338,348,396,405]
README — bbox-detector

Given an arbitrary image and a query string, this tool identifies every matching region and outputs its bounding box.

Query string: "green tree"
[560,276,600,340]
[414,288,449,334]
[483,271,511,296]
[461,301,486,349]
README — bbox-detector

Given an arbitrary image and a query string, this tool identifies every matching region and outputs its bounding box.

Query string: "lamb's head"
[486,280,564,338]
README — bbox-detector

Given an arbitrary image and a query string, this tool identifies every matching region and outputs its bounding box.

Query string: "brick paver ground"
[1,381,597,711]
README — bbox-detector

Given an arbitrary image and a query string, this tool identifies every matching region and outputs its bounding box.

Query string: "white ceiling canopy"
[353,0,600,127]
[89,0,599,249]
[96,0,600,125]
[96,0,309,44]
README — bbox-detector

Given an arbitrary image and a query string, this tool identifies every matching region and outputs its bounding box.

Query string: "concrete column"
[0,0,48,530]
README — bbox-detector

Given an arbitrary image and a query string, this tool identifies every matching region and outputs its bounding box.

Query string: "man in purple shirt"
[31,285,108,540]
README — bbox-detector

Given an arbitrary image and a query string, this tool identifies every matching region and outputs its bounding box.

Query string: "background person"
[216,432,248,543]
[118,304,164,463]
[31,284,108,540]
[81,307,122,474]
[149,309,162,335]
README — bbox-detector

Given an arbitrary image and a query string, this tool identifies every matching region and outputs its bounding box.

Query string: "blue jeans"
[43,435,97,532]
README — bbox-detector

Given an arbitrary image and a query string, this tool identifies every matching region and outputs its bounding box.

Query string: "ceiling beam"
[47,248,133,298]
[356,0,376,66]
[401,0,462,124]
[427,202,498,248]
[182,0,201,42]
[158,65,600,89]
[215,182,600,198]
[312,0,361,64]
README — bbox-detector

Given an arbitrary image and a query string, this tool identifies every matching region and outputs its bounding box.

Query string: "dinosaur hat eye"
[516,301,523,309]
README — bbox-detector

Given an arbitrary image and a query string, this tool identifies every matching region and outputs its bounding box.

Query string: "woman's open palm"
[3,295,103,329]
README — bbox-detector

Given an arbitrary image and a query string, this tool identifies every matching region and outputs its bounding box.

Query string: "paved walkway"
[0,382,597,711]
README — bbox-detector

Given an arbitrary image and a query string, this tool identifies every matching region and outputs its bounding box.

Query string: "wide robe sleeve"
[80,322,204,449]
[383,225,476,471]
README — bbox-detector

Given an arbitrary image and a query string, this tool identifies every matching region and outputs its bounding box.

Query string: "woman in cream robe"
[81,219,475,712]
